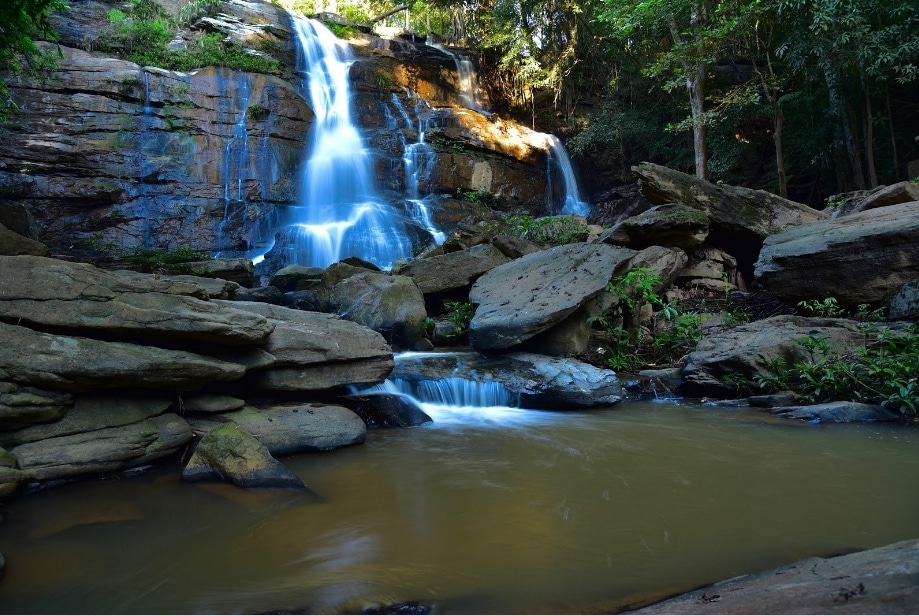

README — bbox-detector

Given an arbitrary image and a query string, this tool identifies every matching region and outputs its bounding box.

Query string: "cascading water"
[249,15,423,270]
[214,70,252,256]
[545,133,591,217]
[387,91,447,244]
[427,41,486,112]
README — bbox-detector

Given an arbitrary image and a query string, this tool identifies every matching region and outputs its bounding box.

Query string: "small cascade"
[214,71,252,255]
[545,134,590,217]
[136,69,157,248]
[428,41,486,112]
[352,352,567,427]
[387,91,447,243]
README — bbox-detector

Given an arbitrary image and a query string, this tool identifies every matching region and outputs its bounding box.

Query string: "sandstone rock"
[681,316,898,397]
[468,243,636,353]
[181,394,245,414]
[768,401,901,423]
[11,413,192,482]
[632,162,827,270]
[0,256,274,345]
[172,258,255,287]
[340,393,433,428]
[627,538,919,615]
[600,204,709,252]
[491,234,543,259]
[190,404,367,455]
[215,301,394,392]
[0,466,26,498]
[182,422,306,489]
[754,201,919,308]
[0,394,172,448]
[0,223,50,256]
[401,243,510,295]
[269,264,325,292]
[233,285,283,304]
[0,322,246,392]
[836,181,919,216]
[328,271,428,349]
[0,382,72,431]
[887,280,919,320]
[113,270,242,299]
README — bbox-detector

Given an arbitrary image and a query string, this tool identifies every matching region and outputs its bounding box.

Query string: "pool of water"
[1,400,917,614]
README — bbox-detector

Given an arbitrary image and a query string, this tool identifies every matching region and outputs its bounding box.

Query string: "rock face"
[0,0,557,268]
[0,254,393,493]
[754,201,919,308]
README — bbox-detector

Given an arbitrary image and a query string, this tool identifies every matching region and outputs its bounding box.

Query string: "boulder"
[171,258,255,287]
[632,162,827,271]
[112,270,242,299]
[0,466,26,498]
[0,223,50,256]
[189,404,367,455]
[181,394,245,414]
[835,181,919,216]
[0,256,275,345]
[269,264,325,292]
[215,301,394,392]
[391,351,623,410]
[468,242,636,353]
[681,315,898,397]
[888,280,919,320]
[340,393,433,428]
[233,285,283,304]
[600,204,709,252]
[754,201,919,308]
[328,271,428,349]
[182,422,306,489]
[11,413,192,482]
[401,243,510,295]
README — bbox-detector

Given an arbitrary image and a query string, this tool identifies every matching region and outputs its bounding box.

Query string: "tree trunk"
[666,11,708,181]
[862,74,878,187]
[772,95,788,198]
[368,4,410,25]
[886,84,899,182]
[823,63,866,190]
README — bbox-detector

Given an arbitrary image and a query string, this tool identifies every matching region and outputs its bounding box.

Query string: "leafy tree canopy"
[0,0,67,120]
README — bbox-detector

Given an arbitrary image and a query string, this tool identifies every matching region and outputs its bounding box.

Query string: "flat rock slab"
[767,401,901,423]
[626,538,919,614]
[754,201,919,307]
[469,242,636,352]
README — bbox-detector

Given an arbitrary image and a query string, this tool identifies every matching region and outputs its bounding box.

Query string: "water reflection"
[0,402,917,614]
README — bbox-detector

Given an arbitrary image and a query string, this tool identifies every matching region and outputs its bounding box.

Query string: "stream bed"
[0,400,917,614]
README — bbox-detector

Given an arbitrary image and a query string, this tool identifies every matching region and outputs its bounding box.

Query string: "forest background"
[3,0,919,208]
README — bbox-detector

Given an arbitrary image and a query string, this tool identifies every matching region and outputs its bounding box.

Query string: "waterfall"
[213,70,252,256]
[428,41,486,112]
[545,134,590,217]
[249,15,430,270]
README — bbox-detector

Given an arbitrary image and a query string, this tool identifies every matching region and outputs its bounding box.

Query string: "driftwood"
[368,3,410,25]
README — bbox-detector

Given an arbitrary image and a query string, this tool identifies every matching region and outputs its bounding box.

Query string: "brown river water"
[0,400,917,614]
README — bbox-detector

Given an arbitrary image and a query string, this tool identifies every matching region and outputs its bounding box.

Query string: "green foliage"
[0,0,68,120]
[652,312,703,352]
[797,297,844,317]
[598,325,644,371]
[322,20,359,39]
[125,245,210,271]
[177,0,223,25]
[455,187,499,206]
[442,301,474,338]
[99,0,279,74]
[246,104,270,120]
[506,214,585,246]
[756,327,919,416]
